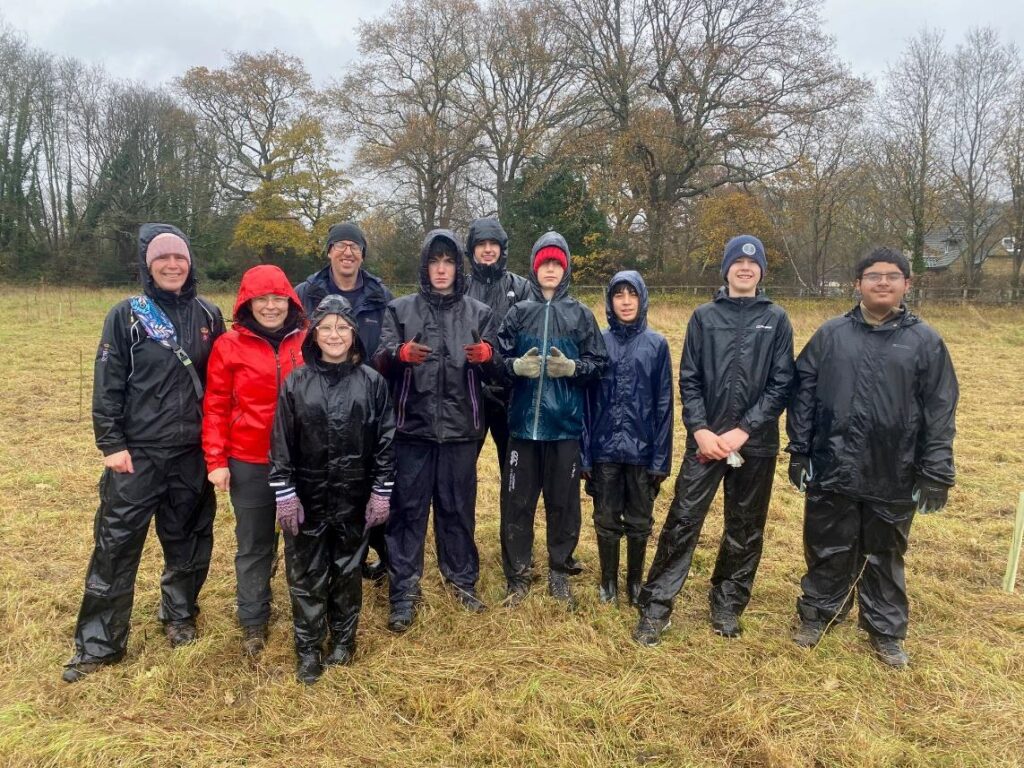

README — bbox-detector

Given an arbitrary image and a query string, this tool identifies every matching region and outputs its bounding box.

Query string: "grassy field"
[1,284,1022,767]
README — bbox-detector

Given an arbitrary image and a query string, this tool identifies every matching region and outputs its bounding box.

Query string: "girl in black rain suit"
[269,295,395,684]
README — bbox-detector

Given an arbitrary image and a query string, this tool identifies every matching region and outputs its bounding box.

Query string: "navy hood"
[137,222,197,301]
[606,270,648,336]
[418,229,466,304]
[528,231,571,300]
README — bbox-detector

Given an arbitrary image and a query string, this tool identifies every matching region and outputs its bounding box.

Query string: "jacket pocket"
[468,369,480,431]
[397,367,413,429]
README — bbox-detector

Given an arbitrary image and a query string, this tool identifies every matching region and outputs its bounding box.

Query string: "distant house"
[916,220,1008,271]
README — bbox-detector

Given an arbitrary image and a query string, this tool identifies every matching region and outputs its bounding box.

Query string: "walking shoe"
[387,604,416,634]
[503,581,529,607]
[62,659,113,683]
[241,624,267,657]
[165,619,197,648]
[361,559,387,584]
[633,614,671,647]
[296,652,323,684]
[324,641,354,667]
[792,619,826,648]
[869,634,909,668]
[547,571,577,610]
[710,608,741,638]
[453,588,487,613]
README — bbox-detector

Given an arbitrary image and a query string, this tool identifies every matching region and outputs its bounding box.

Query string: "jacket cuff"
[99,443,128,457]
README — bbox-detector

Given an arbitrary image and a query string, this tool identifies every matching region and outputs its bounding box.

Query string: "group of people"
[61,218,959,685]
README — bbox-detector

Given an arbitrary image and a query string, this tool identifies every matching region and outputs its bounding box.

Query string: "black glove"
[788,454,813,493]
[912,477,949,514]
[648,472,667,495]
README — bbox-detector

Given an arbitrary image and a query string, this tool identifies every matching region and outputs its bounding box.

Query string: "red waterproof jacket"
[203,266,306,470]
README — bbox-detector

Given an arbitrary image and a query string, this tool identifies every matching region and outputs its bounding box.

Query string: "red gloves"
[464,330,492,364]
[399,332,431,365]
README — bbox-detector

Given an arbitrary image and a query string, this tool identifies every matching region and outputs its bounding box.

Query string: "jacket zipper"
[531,300,552,439]
[468,369,480,430]
[397,367,412,429]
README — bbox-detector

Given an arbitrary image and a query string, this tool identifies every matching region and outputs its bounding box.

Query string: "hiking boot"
[324,641,354,667]
[596,536,620,605]
[633,614,671,647]
[62,660,110,683]
[361,558,387,584]
[165,619,197,649]
[710,608,741,638]
[503,581,529,607]
[296,652,323,684]
[241,624,267,657]
[869,634,909,669]
[792,619,826,648]
[547,571,577,610]
[625,538,647,608]
[387,604,416,634]
[453,588,487,613]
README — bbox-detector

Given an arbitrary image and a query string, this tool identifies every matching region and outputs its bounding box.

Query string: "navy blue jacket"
[294,266,392,357]
[582,271,673,475]
[497,232,608,442]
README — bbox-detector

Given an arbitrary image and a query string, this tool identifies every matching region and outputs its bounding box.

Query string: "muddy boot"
[165,618,198,649]
[625,537,648,608]
[296,651,323,684]
[596,536,620,604]
[547,571,577,611]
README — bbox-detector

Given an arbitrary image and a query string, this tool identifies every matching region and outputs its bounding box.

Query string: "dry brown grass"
[1,285,1022,767]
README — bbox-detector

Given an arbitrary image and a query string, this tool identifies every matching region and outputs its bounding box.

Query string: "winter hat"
[146,232,191,268]
[533,245,568,273]
[325,221,367,257]
[721,235,767,281]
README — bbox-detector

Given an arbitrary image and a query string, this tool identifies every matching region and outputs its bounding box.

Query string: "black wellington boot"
[596,536,620,604]
[625,537,648,608]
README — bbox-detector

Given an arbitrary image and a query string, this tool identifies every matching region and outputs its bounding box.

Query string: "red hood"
[233,265,303,320]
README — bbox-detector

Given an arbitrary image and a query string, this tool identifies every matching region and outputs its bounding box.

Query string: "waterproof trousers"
[639,452,775,621]
[385,439,480,609]
[228,458,277,627]
[590,462,657,540]
[283,519,368,654]
[70,445,215,664]
[500,438,582,587]
[797,490,914,639]
[476,395,511,471]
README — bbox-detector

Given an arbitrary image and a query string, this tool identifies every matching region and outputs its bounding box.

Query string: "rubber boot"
[596,536,620,604]
[625,537,647,608]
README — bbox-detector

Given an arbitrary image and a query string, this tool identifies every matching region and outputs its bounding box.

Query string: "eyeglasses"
[331,242,362,255]
[860,272,906,284]
[316,324,354,337]
[251,295,290,307]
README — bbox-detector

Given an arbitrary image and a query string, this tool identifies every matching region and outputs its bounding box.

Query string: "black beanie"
[325,222,368,258]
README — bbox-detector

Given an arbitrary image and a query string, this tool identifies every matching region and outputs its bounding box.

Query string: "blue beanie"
[722,235,767,281]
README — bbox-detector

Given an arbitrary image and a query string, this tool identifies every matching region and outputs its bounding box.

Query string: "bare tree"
[949,27,1017,287]
[335,0,483,231]
[1004,72,1024,292]
[876,28,950,274]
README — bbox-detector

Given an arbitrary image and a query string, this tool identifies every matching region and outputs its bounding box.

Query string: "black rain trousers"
[228,458,277,627]
[500,438,582,586]
[798,489,914,639]
[639,452,775,621]
[70,445,215,664]
[476,394,511,471]
[385,440,480,609]
[590,462,656,541]
[283,520,368,654]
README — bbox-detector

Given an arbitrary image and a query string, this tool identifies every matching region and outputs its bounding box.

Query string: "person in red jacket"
[203,265,306,656]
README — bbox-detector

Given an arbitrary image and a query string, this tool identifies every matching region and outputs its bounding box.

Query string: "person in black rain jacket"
[294,221,394,583]
[63,223,225,683]
[373,229,503,631]
[787,246,958,668]
[634,235,794,646]
[582,270,673,608]
[269,295,395,683]
[465,217,532,469]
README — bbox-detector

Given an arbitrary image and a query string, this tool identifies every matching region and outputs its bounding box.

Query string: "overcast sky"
[2,0,1022,87]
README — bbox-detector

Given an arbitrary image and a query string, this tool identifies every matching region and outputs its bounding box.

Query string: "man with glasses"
[787,247,959,668]
[295,222,394,582]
